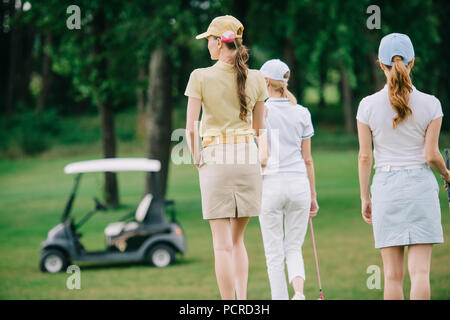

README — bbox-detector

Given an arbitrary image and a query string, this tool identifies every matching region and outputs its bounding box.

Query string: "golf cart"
[39,158,187,273]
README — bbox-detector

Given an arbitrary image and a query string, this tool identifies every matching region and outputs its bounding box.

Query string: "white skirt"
[370,166,444,248]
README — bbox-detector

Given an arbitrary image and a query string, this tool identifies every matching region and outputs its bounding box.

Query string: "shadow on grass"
[75,256,198,271]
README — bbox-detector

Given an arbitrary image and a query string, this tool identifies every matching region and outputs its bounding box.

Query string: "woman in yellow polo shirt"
[184,15,268,300]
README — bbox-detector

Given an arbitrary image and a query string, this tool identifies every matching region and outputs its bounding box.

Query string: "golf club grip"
[445,149,450,202]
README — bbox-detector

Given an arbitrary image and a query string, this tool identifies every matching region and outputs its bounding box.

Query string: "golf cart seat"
[104,193,153,237]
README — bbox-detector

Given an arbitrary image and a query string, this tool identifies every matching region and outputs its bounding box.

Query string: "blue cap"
[378,33,414,66]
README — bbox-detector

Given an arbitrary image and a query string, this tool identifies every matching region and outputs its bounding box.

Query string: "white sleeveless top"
[356,85,444,169]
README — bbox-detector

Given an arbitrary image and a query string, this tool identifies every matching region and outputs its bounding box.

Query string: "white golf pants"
[259,172,311,300]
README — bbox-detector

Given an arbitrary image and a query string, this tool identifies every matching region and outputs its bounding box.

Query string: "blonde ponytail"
[267,71,297,105]
[386,55,413,129]
[285,85,297,105]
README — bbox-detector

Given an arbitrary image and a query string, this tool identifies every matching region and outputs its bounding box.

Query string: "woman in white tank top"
[356,33,450,300]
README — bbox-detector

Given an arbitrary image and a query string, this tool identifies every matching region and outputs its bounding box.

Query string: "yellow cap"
[195,15,244,40]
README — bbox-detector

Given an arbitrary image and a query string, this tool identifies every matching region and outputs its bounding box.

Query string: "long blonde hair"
[267,71,297,105]
[384,55,413,129]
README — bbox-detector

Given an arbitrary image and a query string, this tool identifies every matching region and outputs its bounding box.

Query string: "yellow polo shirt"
[184,60,269,138]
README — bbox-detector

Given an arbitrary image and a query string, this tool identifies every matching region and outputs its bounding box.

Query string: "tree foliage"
[2,0,449,128]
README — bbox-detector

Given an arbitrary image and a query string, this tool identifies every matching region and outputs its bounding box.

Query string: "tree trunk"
[177,44,190,101]
[283,37,299,98]
[36,33,53,115]
[136,66,147,139]
[6,1,18,117]
[318,56,327,109]
[99,101,119,207]
[94,10,119,207]
[232,0,250,46]
[6,5,33,116]
[368,51,385,92]
[436,0,450,131]
[0,2,9,114]
[339,63,356,134]
[145,46,172,198]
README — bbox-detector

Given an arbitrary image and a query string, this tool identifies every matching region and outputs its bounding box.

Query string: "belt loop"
[386,165,390,172]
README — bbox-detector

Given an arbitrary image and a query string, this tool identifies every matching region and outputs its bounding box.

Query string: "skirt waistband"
[202,134,254,148]
[263,172,308,178]
[375,164,428,173]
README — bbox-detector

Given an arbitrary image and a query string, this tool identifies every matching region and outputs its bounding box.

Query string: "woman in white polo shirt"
[357,33,450,300]
[258,59,319,300]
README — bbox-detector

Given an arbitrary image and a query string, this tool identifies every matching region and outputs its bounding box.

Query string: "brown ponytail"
[231,39,249,122]
[216,36,250,122]
[386,55,413,128]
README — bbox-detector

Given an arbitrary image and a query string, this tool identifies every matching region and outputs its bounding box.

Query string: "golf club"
[445,149,450,211]
[309,216,325,300]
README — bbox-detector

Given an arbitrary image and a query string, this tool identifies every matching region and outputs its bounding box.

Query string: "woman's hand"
[260,156,268,169]
[257,131,269,169]
[194,153,202,168]
[310,197,319,217]
[440,169,450,191]
[361,198,372,224]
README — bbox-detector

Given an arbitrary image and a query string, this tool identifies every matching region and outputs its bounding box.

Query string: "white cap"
[260,59,290,82]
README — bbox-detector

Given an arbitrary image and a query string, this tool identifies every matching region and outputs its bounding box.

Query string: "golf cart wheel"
[40,249,69,273]
[147,244,175,268]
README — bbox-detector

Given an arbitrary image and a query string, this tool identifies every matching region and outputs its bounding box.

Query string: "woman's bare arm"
[302,138,319,216]
[357,120,373,223]
[357,121,373,200]
[302,138,317,200]
[425,117,450,183]
[185,97,202,167]
[253,101,268,168]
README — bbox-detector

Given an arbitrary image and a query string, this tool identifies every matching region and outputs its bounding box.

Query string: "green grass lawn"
[0,150,449,300]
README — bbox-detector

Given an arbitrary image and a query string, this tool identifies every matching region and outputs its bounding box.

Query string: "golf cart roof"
[64,158,161,174]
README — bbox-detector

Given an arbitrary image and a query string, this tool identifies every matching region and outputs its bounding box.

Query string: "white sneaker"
[291,292,306,300]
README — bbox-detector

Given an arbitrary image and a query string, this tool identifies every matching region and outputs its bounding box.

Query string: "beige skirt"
[197,140,263,220]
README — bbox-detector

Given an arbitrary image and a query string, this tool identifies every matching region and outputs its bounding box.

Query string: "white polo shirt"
[263,98,314,175]
[356,84,444,169]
